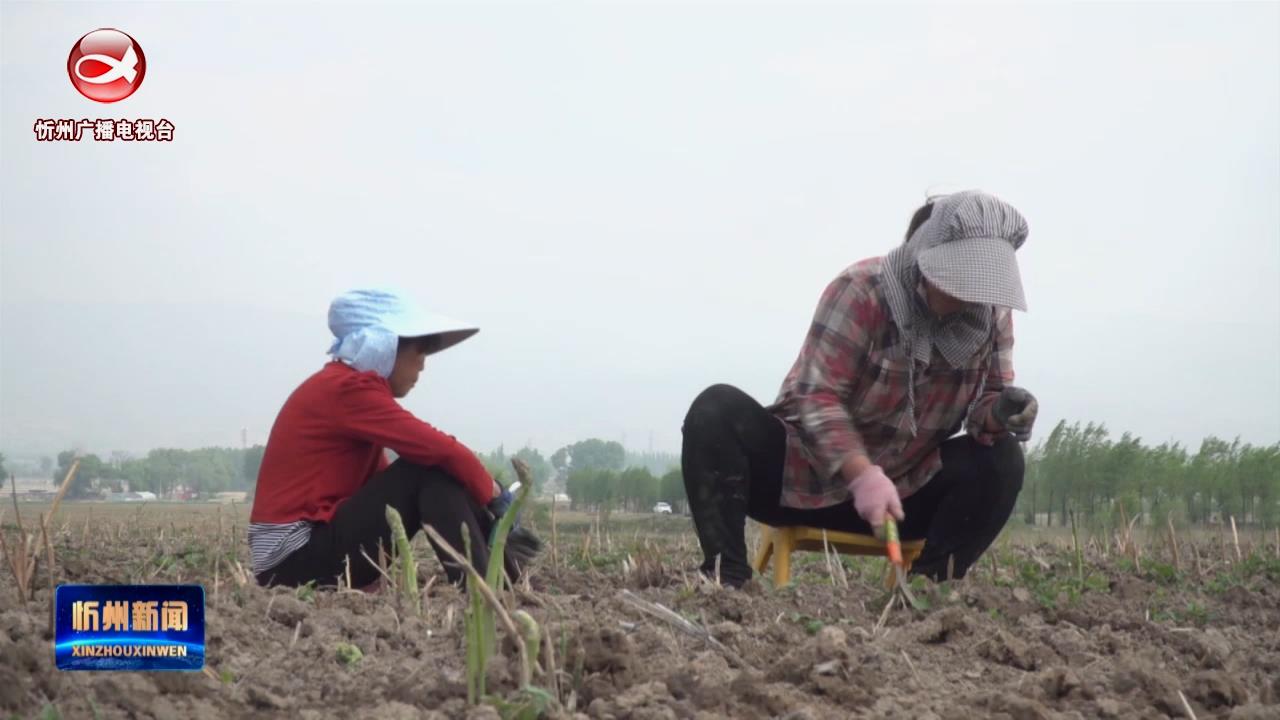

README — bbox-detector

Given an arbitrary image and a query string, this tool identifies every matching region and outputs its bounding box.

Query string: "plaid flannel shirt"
[768,257,1014,509]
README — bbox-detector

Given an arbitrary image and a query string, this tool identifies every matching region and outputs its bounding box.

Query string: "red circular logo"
[67,29,146,103]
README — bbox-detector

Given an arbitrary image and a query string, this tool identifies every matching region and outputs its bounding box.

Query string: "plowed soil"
[3,506,1278,719]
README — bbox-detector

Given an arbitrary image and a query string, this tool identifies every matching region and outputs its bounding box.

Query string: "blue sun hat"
[327,288,478,378]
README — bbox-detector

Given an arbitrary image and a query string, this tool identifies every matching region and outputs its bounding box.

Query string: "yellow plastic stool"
[752,524,926,587]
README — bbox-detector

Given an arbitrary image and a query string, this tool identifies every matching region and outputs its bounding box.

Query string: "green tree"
[658,469,687,514]
[243,445,266,487]
[624,450,680,477]
[512,446,552,493]
[54,450,108,498]
[550,447,569,473]
[1188,437,1232,523]
[138,449,183,496]
[552,439,625,475]
[565,467,592,510]
[1230,442,1279,525]
[118,457,147,493]
[185,448,238,494]
[565,466,621,511]
[590,469,619,510]
[618,467,658,512]
[1146,441,1188,521]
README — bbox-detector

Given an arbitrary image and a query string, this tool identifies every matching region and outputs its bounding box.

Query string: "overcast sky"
[2,2,1277,463]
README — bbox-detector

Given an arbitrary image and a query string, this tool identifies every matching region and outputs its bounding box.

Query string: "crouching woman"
[249,288,539,589]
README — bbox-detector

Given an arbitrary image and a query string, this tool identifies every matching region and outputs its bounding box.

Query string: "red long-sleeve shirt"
[250,361,494,524]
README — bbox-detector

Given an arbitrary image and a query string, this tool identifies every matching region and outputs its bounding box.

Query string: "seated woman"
[249,288,538,588]
[681,191,1037,587]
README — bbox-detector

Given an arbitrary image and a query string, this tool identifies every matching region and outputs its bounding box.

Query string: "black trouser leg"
[680,382,1025,585]
[681,384,787,587]
[256,460,503,588]
[906,434,1025,579]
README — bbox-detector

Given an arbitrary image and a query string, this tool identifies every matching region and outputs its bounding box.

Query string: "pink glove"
[847,464,905,528]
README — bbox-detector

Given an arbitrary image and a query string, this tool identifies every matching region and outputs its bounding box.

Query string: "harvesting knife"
[883,518,925,610]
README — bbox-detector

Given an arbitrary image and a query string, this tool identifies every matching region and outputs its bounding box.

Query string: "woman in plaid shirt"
[681,191,1038,587]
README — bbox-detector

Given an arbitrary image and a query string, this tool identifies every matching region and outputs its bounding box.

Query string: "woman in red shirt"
[249,289,539,588]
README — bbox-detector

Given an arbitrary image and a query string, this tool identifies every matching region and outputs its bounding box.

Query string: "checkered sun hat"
[914,191,1029,311]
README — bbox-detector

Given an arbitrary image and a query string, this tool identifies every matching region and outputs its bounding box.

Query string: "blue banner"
[54,585,205,671]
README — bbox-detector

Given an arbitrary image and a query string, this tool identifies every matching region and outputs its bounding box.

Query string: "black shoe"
[697,561,752,589]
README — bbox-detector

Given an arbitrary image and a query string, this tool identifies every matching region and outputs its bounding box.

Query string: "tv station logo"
[55,585,205,671]
[67,28,146,103]
[35,29,174,143]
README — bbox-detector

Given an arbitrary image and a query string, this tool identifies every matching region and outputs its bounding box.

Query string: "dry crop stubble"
[3,499,1279,718]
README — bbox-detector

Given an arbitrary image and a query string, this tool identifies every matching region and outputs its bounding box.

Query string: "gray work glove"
[992,386,1038,442]
[504,526,543,568]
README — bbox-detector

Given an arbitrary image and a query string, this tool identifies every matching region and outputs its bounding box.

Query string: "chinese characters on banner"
[71,600,189,632]
[33,118,175,142]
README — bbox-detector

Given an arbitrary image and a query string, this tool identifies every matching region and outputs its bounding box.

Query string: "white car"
[652,502,673,515]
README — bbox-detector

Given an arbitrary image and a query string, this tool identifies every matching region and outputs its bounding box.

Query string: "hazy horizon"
[3,2,1278,463]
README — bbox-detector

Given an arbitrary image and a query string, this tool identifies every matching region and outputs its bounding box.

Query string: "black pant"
[681,384,1024,585]
[256,460,511,588]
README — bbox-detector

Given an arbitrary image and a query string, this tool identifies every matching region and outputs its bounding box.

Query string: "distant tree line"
[45,419,1273,524]
[50,446,265,499]
[1020,420,1279,527]
[478,438,685,513]
[623,450,681,477]
[42,436,687,508]
[566,466,686,514]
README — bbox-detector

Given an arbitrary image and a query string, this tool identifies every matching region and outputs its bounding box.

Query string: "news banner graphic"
[54,585,205,671]
[34,29,174,143]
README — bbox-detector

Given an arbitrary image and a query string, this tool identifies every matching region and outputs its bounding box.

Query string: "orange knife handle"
[884,518,903,566]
